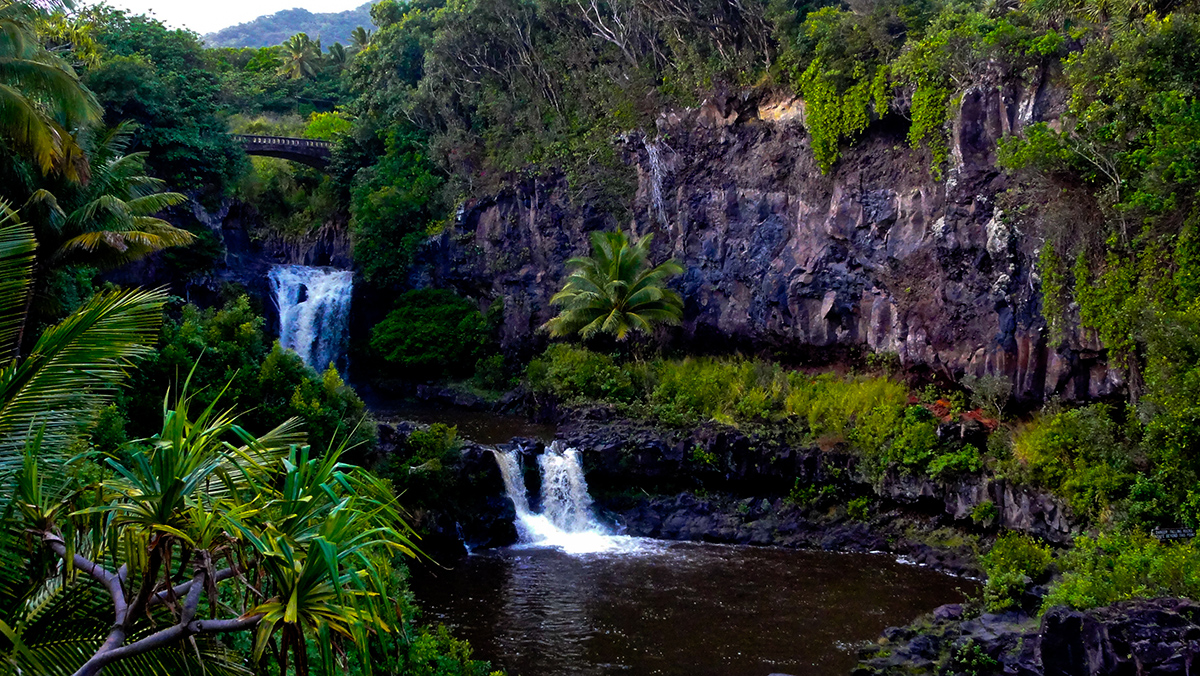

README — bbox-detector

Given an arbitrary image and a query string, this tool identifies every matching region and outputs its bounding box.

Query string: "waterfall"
[268,265,353,374]
[644,138,670,228]
[493,441,647,555]
[494,449,532,518]
[539,447,595,533]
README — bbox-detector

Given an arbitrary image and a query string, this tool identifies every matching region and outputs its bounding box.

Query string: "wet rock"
[934,604,964,622]
[862,598,1200,676]
[1039,598,1200,676]
[560,412,1077,546]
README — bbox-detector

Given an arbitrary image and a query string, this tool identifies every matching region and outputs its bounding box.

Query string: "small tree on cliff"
[542,230,684,341]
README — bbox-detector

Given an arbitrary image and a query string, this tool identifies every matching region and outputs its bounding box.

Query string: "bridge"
[234,134,333,169]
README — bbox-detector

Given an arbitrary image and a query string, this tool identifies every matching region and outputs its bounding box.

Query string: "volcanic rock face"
[859,598,1200,676]
[427,84,1120,402]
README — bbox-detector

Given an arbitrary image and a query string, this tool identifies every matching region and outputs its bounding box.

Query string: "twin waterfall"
[493,442,642,555]
[269,265,353,374]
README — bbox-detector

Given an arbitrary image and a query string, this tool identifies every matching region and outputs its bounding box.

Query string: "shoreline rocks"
[858,598,1200,676]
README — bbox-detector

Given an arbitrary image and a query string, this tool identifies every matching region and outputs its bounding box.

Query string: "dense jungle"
[2,0,1200,673]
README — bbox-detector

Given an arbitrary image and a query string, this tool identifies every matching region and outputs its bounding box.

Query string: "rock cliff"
[424,84,1121,402]
[106,199,353,333]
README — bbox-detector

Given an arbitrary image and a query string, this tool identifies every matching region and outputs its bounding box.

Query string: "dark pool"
[364,398,556,445]
[411,541,976,676]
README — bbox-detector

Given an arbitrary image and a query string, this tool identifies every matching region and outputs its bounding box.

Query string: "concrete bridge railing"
[234,134,333,169]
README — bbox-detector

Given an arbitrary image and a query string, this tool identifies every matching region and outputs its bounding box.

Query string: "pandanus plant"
[542,229,684,340]
[3,380,418,676]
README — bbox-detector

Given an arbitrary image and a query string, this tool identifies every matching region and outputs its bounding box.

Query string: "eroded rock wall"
[426,84,1119,402]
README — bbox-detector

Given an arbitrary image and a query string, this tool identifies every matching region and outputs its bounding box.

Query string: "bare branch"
[72,613,264,676]
[43,533,127,622]
[148,566,237,609]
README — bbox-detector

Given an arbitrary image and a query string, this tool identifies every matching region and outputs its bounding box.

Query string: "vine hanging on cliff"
[799,59,891,173]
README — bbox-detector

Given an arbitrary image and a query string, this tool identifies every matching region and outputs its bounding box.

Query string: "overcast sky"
[95,1,365,35]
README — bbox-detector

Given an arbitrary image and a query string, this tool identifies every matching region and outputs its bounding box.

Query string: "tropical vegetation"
[0,4,501,674]
[5,0,1200,667]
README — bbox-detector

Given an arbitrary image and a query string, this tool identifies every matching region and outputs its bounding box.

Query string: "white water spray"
[268,265,353,374]
[493,442,650,555]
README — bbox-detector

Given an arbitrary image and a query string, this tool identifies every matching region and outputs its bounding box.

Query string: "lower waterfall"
[493,441,649,555]
[268,265,353,374]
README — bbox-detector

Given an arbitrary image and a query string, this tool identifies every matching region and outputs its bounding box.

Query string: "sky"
[93,0,366,35]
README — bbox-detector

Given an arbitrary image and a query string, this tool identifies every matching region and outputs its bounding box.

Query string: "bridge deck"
[234,134,333,169]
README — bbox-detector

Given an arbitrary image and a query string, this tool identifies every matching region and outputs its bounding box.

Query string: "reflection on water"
[412,543,976,676]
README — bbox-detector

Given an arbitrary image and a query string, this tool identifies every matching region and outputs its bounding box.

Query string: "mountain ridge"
[203,3,373,48]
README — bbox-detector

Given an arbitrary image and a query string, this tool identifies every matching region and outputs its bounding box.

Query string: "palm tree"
[0,204,166,465]
[327,41,347,69]
[543,230,684,340]
[278,32,320,80]
[33,122,192,269]
[0,0,101,179]
[349,26,372,52]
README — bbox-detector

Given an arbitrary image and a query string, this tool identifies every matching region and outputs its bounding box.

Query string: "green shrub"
[401,625,500,676]
[787,480,839,509]
[89,404,128,456]
[473,354,511,391]
[371,289,489,379]
[887,406,942,471]
[260,350,372,453]
[121,296,373,455]
[408,423,461,465]
[847,496,872,521]
[1043,531,1200,611]
[527,344,637,402]
[961,374,1013,418]
[1012,405,1134,521]
[981,532,1053,611]
[971,500,999,525]
[689,444,718,467]
[929,445,985,480]
[382,424,462,509]
[945,639,1000,676]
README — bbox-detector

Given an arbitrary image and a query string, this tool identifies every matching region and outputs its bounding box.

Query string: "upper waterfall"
[268,265,353,374]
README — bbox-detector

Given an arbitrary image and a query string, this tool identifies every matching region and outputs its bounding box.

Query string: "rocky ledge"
[373,404,1075,576]
[857,598,1200,676]
[604,491,982,577]
[558,406,1078,545]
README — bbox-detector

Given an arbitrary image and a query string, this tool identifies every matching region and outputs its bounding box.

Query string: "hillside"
[202,3,373,48]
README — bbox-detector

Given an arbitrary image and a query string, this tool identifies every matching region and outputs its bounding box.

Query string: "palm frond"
[3,575,250,676]
[0,213,35,357]
[0,287,166,466]
[543,230,683,340]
